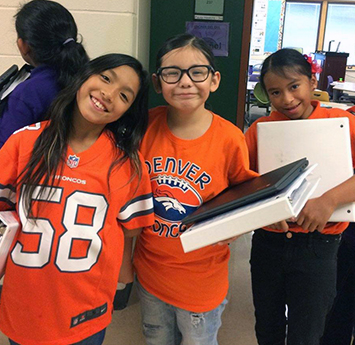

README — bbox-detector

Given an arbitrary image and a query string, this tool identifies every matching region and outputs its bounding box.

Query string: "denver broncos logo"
[151,175,202,223]
[155,190,186,214]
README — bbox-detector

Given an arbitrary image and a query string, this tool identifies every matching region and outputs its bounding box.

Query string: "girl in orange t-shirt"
[245,48,355,345]
[0,54,154,345]
[133,33,257,345]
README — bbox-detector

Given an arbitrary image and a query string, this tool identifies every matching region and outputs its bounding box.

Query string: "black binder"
[181,158,309,225]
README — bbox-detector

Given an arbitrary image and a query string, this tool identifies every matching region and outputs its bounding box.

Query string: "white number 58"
[12,186,108,272]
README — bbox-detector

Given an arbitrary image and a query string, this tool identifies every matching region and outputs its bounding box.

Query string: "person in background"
[133,33,258,345]
[0,53,154,345]
[320,223,355,345]
[245,48,355,345]
[0,0,88,148]
[320,105,355,345]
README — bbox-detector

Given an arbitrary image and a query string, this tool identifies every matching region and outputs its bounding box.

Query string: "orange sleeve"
[245,122,259,172]
[227,130,259,183]
[0,133,20,211]
[115,153,154,230]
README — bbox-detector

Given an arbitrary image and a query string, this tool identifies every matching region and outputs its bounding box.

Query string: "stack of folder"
[180,159,319,253]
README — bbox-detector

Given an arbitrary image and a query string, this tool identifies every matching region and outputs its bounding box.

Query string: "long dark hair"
[15,0,89,89]
[156,33,217,71]
[18,54,149,218]
[260,48,312,91]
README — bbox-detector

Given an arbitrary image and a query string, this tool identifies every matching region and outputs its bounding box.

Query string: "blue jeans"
[136,279,227,345]
[250,229,340,345]
[9,328,106,345]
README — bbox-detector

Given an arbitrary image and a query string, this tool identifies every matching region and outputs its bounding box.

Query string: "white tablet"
[257,117,355,222]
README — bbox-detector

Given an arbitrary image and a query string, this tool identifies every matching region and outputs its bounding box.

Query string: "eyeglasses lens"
[160,66,210,83]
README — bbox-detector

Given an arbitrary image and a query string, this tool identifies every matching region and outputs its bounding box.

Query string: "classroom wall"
[149,0,248,125]
[0,0,151,74]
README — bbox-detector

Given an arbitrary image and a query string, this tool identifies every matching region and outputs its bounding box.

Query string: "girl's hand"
[296,195,336,232]
[296,175,355,232]
[266,220,289,231]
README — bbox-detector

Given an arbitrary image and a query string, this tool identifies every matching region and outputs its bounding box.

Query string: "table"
[331,81,355,101]
[320,101,352,111]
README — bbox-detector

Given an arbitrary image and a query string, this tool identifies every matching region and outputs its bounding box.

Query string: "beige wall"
[0,0,151,74]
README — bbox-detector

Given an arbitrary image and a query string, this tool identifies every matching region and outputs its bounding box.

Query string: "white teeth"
[91,97,106,111]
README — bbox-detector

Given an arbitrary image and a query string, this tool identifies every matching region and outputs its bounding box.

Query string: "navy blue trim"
[70,303,108,328]
[0,183,16,192]
[119,192,153,213]
[119,208,154,223]
[0,197,15,208]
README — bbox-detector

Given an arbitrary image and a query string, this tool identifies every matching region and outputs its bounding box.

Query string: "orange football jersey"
[0,122,154,344]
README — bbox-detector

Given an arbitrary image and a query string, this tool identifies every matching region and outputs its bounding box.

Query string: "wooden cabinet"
[313,52,349,91]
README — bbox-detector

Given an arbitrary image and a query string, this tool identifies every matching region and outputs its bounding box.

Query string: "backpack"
[0,64,32,117]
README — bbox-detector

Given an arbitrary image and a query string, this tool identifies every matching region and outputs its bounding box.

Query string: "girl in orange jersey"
[245,48,355,345]
[0,54,154,345]
[133,33,258,345]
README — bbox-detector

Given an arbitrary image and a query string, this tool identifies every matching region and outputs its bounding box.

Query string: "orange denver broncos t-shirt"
[245,100,355,235]
[134,106,258,312]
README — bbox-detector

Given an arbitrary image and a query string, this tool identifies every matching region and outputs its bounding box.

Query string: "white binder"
[257,117,355,222]
[0,211,20,278]
[180,166,320,253]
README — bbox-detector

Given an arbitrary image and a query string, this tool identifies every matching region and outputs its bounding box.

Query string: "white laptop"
[257,117,355,222]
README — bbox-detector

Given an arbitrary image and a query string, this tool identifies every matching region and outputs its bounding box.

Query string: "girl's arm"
[118,227,142,284]
[296,175,355,232]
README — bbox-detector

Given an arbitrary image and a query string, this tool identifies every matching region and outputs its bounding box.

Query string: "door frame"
[236,0,254,130]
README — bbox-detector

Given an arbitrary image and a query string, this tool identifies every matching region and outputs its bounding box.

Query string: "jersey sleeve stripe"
[0,197,15,208]
[118,193,154,222]
[0,184,16,206]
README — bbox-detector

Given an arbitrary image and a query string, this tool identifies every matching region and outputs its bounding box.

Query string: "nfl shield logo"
[67,155,80,168]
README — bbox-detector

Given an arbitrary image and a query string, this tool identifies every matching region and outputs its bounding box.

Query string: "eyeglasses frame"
[156,65,215,84]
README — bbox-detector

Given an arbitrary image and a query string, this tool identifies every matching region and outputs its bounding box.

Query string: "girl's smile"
[90,95,108,112]
[174,92,197,98]
[284,102,302,115]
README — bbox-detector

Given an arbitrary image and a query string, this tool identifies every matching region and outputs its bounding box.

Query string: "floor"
[0,232,258,345]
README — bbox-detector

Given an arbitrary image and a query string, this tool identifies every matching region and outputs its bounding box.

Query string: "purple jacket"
[0,65,59,148]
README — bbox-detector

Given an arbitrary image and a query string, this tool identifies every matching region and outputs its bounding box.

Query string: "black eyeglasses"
[156,65,215,84]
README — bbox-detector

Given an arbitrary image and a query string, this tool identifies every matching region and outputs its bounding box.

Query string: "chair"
[248,64,262,82]
[312,90,330,102]
[346,105,355,115]
[245,82,270,127]
[327,75,334,99]
[249,73,260,82]
[254,82,269,106]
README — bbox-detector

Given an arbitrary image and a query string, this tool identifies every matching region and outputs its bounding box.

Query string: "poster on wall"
[186,21,229,57]
[250,0,268,56]
[194,0,225,21]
